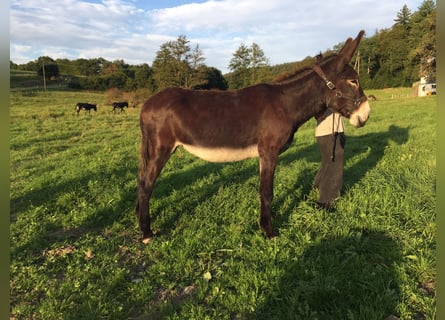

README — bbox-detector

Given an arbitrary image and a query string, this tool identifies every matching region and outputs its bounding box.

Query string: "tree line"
[10,0,435,92]
[355,0,436,88]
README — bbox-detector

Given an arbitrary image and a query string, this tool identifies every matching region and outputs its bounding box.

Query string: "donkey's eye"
[348,79,359,86]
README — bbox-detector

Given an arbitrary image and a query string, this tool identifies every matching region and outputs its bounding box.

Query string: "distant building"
[413,77,436,97]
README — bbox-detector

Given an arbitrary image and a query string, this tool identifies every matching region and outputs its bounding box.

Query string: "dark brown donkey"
[136,30,370,243]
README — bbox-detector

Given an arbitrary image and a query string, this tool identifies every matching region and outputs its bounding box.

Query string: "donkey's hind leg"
[258,152,279,239]
[136,142,173,243]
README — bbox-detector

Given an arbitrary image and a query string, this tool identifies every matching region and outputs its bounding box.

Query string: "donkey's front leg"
[258,153,278,239]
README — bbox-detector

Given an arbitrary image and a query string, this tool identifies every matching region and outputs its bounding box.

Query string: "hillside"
[10,70,74,90]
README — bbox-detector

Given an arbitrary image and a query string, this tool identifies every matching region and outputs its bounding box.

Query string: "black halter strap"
[313,65,336,90]
[312,64,366,116]
[313,65,348,161]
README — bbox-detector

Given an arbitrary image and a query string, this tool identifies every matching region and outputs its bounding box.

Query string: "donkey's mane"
[272,53,338,83]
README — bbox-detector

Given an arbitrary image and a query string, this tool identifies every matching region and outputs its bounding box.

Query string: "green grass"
[10,89,435,319]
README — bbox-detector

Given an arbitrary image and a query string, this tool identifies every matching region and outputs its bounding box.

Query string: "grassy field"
[10,88,436,319]
[10,70,70,91]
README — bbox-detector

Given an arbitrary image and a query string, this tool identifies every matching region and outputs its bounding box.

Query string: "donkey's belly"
[182,144,258,162]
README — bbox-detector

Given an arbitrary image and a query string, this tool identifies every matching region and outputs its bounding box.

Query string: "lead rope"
[331,113,342,161]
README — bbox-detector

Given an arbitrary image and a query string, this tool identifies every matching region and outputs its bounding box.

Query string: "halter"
[312,64,365,115]
[313,64,364,161]
[313,64,336,90]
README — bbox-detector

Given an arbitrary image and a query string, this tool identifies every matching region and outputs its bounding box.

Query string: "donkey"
[75,102,97,115]
[136,31,370,243]
[112,101,129,113]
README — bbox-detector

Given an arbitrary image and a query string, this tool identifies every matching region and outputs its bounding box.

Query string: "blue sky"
[10,0,425,73]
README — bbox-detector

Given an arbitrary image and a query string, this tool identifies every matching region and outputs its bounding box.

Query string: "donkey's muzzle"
[349,100,370,128]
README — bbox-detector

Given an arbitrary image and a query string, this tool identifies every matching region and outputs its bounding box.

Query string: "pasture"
[10,89,435,319]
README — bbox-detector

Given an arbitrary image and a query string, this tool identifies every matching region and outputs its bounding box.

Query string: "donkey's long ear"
[338,37,353,56]
[338,30,365,64]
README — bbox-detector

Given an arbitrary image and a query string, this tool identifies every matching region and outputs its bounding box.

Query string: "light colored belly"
[181,144,258,162]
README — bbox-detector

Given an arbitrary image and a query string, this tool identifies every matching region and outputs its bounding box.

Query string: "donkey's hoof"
[142,237,152,244]
[261,226,277,240]
[316,201,335,212]
[267,231,277,240]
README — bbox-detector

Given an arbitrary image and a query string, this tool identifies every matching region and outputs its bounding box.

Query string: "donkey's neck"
[280,72,327,127]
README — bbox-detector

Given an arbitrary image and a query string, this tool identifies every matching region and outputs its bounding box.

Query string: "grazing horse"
[76,102,97,114]
[112,101,129,113]
[136,31,370,243]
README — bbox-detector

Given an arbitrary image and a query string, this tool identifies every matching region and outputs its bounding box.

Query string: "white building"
[413,77,436,97]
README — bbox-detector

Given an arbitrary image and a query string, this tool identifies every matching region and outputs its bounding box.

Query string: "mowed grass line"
[10,89,435,319]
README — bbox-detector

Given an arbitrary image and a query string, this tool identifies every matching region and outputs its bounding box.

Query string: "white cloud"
[148,0,295,34]
[10,0,425,72]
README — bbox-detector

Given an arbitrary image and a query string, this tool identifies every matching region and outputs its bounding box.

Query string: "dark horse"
[136,31,370,243]
[76,102,97,114]
[112,101,129,113]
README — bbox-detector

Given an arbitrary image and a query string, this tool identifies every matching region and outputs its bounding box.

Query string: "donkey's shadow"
[273,124,409,222]
[250,230,402,319]
[153,125,409,236]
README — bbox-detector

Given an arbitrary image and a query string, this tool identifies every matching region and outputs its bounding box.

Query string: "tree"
[74,58,102,76]
[228,43,251,88]
[228,42,270,89]
[394,5,412,29]
[56,58,77,75]
[102,59,129,75]
[152,44,177,89]
[351,1,436,88]
[10,61,18,70]
[187,44,206,88]
[36,56,59,79]
[192,66,228,90]
[250,43,269,83]
[409,0,436,81]
[152,35,207,90]
[133,63,155,90]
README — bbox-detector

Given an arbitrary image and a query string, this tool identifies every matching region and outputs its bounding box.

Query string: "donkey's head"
[315,30,370,128]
